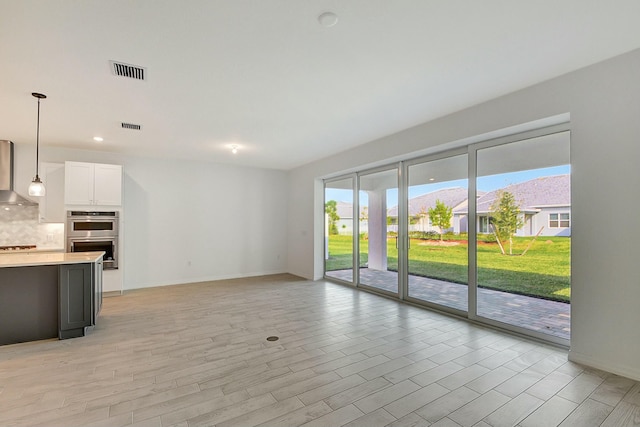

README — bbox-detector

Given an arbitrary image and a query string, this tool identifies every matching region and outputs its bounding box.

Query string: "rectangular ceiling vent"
[121,122,142,130]
[110,61,146,80]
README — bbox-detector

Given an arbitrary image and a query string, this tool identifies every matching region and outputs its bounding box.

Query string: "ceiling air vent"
[121,122,141,130]
[110,61,146,80]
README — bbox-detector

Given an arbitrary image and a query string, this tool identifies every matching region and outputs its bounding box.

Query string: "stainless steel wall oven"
[67,211,119,269]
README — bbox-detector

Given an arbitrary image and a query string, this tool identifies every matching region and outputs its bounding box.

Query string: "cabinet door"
[59,263,92,338]
[65,162,94,205]
[93,164,122,206]
[39,162,65,222]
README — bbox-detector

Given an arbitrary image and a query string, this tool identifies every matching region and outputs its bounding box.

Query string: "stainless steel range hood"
[0,140,38,206]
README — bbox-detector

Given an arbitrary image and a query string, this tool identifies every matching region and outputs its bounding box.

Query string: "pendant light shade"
[28,92,46,197]
[28,176,45,197]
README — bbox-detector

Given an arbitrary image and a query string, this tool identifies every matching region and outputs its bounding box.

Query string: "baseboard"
[103,290,123,297]
[125,270,294,291]
[568,349,640,382]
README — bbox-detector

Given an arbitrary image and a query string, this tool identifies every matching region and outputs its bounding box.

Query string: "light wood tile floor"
[0,274,638,427]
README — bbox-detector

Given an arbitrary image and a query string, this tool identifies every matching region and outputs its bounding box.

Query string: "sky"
[326,165,571,206]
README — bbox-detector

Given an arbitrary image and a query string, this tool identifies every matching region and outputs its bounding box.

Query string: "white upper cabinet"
[93,164,122,205]
[64,162,93,205]
[65,161,122,206]
[39,162,65,223]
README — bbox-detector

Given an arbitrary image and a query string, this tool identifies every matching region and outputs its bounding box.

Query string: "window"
[479,216,490,233]
[549,212,570,228]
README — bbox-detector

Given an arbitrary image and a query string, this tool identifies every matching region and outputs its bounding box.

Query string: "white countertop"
[0,247,66,254]
[0,251,105,268]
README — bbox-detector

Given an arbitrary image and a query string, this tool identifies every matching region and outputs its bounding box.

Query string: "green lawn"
[326,234,570,303]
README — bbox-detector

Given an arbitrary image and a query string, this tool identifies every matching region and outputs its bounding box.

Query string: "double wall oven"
[67,211,119,269]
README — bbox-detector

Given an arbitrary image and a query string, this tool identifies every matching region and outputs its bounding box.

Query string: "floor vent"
[110,61,146,80]
[121,122,142,130]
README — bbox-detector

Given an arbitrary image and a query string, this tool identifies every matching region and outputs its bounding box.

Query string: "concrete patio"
[327,267,570,340]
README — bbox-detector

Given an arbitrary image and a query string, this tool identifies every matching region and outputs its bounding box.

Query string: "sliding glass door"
[406,152,468,313]
[323,126,571,343]
[324,177,355,283]
[358,167,399,296]
[473,131,571,340]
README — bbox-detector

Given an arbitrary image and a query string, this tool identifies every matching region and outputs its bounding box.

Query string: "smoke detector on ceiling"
[110,60,146,81]
[318,12,338,27]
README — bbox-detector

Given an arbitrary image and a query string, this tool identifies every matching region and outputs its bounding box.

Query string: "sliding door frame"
[323,174,357,286]
[402,147,469,317]
[467,123,571,347]
[323,122,571,346]
[356,163,402,298]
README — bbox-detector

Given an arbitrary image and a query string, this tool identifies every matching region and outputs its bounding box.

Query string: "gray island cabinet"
[0,252,104,346]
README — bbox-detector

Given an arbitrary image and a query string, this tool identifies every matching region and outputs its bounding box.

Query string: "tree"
[428,199,453,241]
[325,200,340,235]
[490,190,524,255]
[359,206,368,223]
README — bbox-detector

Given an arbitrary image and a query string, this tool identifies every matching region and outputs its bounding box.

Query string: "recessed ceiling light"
[93,136,104,142]
[231,144,239,154]
[429,178,435,181]
[318,12,338,27]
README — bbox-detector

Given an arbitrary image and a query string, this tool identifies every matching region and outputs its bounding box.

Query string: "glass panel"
[358,168,398,294]
[72,241,114,260]
[406,154,468,311]
[476,131,571,340]
[73,221,114,231]
[324,178,354,282]
[479,216,489,233]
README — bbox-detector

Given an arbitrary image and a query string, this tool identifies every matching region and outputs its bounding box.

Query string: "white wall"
[13,145,288,289]
[287,48,640,381]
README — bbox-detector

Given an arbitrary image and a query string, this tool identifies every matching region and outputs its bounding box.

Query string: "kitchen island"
[0,251,104,346]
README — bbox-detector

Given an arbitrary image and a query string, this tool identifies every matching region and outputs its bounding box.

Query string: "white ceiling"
[2,1,640,171]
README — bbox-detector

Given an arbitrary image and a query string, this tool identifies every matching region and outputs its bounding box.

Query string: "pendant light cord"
[35,97,40,178]
[31,92,46,179]
[29,92,46,196]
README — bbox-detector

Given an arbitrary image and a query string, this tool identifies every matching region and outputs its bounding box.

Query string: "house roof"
[388,187,470,217]
[457,174,570,214]
[333,175,569,219]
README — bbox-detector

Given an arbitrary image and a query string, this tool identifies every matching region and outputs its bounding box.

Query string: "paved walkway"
[327,268,570,340]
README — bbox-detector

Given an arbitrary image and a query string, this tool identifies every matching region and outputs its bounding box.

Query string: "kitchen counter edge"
[0,251,105,268]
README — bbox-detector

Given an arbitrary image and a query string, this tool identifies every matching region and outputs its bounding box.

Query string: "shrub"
[409,231,440,240]
[478,233,497,243]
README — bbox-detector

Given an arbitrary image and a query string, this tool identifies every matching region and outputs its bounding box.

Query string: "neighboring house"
[454,174,571,237]
[388,187,470,233]
[334,201,355,234]
[330,175,570,237]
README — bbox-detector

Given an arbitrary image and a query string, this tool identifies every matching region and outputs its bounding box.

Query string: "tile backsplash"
[0,205,65,249]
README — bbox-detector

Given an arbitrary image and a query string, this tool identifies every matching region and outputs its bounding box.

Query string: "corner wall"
[287,48,640,380]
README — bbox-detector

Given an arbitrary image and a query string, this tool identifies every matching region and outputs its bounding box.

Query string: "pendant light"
[28,92,47,197]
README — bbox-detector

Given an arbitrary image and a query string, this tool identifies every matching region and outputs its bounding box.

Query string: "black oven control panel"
[68,211,118,216]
